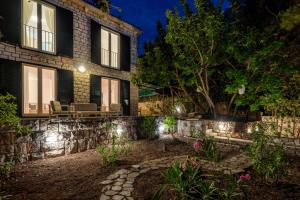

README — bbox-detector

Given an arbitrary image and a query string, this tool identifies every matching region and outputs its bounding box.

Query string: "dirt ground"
[0,140,195,200]
[1,139,299,200]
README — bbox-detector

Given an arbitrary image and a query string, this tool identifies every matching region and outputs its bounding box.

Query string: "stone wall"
[0,117,139,164]
[0,0,139,115]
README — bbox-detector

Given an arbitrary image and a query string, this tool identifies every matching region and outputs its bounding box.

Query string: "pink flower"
[190,159,198,168]
[239,173,251,181]
[193,139,202,152]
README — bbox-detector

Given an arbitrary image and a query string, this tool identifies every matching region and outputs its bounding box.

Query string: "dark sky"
[87,0,230,55]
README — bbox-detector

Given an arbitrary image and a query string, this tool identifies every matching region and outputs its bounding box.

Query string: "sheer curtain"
[23,0,36,48]
[42,5,54,52]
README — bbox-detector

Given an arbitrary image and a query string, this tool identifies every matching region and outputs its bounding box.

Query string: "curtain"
[42,5,54,33]
[23,0,34,25]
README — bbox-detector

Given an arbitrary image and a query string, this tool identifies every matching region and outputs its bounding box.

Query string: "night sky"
[87,0,230,55]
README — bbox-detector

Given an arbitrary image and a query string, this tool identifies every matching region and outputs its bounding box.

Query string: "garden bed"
[133,155,300,200]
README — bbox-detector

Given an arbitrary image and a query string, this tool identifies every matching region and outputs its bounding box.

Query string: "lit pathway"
[99,153,251,200]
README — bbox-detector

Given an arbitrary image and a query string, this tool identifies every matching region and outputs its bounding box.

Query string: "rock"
[102,185,111,192]
[100,194,110,200]
[111,186,122,191]
[120,191,131,196]
[127,172,139,178]
[107,174,119,180]
[115,169,129,175]
[123,183,133,188]
[140,168,150,174]
[105,190,118,196]
[101,180,113,185]
[112,195,124,200]
[132,165,140,169]
[114,182,123,186]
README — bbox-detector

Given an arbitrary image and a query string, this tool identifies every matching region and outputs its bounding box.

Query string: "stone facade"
[0,0,140,115]
[0,117,139,163]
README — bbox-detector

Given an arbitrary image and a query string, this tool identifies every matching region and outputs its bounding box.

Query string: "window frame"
[22,63,57,117]
[100,27,120,69]
[21,0,56,54]
[100,77,120,111]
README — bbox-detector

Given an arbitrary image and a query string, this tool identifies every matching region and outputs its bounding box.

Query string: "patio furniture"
[71,103,104,117]
[109,104,122,116]
[49,101,75,118]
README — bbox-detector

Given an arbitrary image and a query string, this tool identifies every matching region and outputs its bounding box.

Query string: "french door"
[101,78,120,111]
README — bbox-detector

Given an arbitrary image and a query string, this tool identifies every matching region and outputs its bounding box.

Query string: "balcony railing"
[101,48,119,68]
[24,24,55,53]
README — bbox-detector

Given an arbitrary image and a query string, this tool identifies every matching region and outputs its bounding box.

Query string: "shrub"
[246,122,288,183]
[0,93,31,136]
[0,161,13,178]
[153,158,248,200]
[97,132,133,165]
[139,117,158,139]
[163,116,176,135]
[194,131,221,162]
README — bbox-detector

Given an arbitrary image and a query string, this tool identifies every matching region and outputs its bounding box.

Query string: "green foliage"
[196,132,221,162]
[0,93,31,136]
[153,158,246,200]
[139,117,158,139]
[163,116,176,134]
[97,139,133,165]
[0,161,13,178]
[280,4,300,30]
[246,123,288,183]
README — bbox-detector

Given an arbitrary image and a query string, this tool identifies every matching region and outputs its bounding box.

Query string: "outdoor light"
[238,85,246,95]
[159,124,165,133]
[175,105,181,113]
[116,126,123,136]
[218,122,228,132]
[46,133,57,143]
[78,65,86,73]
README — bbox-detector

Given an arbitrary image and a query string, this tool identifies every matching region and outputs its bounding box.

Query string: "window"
[22,0,55,53]
[101,78,119,111]
[101,28,120,68]
[23,65,56,115]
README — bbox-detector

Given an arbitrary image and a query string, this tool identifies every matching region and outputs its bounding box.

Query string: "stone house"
[0,0,141,117]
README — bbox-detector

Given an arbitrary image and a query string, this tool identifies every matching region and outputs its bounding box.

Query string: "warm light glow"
[116,126,123,136]
[159,124,165,133]
[175,105,181,113]
[46,134,57,143]
[78,65,86,73]
[218,122,228,132]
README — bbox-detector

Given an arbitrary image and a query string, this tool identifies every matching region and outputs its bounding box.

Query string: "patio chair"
[49,101,75,118]
[109,104,122,116]
[71,103,103,117]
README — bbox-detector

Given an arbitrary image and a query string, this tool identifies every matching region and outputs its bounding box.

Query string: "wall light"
[78,65,86,73]
[175,105,181,113]
[116,126,123,137]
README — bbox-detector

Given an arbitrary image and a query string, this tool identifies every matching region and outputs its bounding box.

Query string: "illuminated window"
[101,78,119,111]
[22,0,55,53]
[101,28,120,68]
[23,65,56,115]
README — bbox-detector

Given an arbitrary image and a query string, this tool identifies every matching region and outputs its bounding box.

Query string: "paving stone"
[120,190,131,196]
[132,165,140,169]
[101,180,113,185]
[105,190,118,196]
[100,194,110,200]
[115,169,129,175]
[123,183,133,188]
[114,182,123,186]
[111,186,122,191]
[127,172,139,178]
[112,195,124,200]
[107,174,119,180]
[140,168,150,174]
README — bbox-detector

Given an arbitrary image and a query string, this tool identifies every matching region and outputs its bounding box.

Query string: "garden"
[1,0,300,200]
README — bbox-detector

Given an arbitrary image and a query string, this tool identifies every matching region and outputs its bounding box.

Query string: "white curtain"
[42,5,54,33]
[23,0,34,25]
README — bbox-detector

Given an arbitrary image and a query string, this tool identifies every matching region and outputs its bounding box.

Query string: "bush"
[0,93,31,136]
[153,158,249,200]
[194,131,221,162]
[163,116,176,135]
[246,122,288,183]
[0,161,13,178]
[139,117,158,139]
[97,130,133,165]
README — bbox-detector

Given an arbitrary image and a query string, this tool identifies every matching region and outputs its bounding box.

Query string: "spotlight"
[78,65,86,73]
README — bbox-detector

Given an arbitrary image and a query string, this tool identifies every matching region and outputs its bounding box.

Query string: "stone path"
[99,153,251,200]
